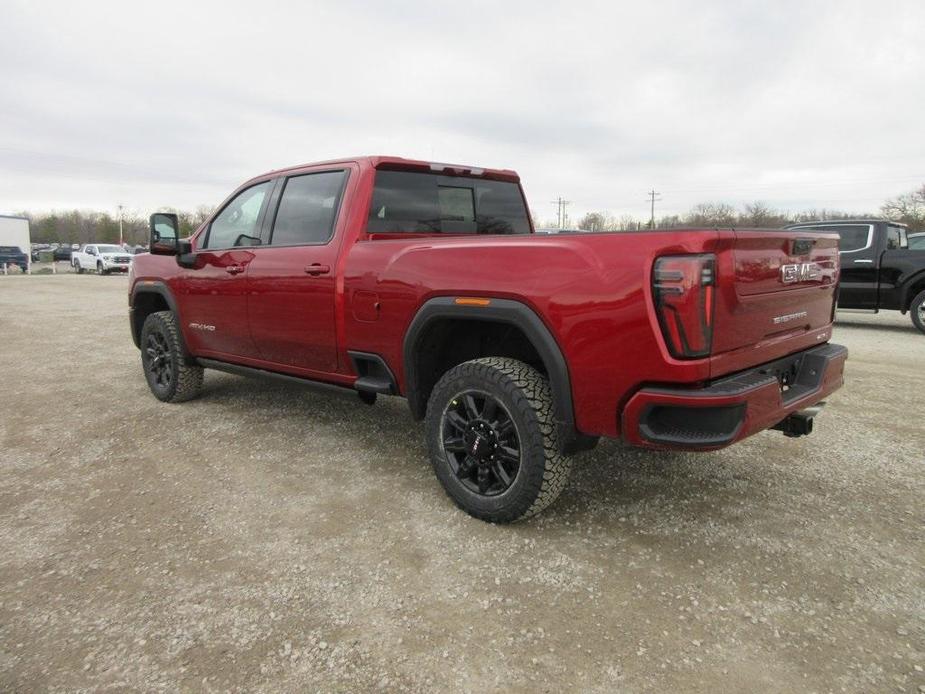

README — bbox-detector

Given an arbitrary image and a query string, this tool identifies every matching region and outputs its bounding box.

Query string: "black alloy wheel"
[441,390,521,496]
[144,330,173,391]
[425,357,573,523]
[139,311,204,403]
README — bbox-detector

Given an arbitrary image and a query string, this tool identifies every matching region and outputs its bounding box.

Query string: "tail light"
[652,254,716,359]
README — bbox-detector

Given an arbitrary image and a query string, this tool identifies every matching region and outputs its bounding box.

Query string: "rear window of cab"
[367,170,531,235]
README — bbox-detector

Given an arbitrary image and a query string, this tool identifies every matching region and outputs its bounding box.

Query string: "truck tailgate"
[711,230,839,363]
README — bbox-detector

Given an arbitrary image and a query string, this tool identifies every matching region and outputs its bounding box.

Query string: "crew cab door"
[245,168,351,374]
[791,222,877,308]
[876,224,907,308]
[179,179,274,358]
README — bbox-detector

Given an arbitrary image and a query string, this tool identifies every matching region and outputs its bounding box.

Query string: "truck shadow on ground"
[198,374,757,528]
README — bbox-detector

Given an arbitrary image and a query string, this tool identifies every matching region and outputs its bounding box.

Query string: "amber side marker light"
[454,297,492,307]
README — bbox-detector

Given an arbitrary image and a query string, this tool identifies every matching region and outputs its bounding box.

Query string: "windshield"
[97,245,124,253]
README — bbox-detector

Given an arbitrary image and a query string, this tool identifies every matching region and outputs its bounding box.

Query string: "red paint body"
[131,156,845,447]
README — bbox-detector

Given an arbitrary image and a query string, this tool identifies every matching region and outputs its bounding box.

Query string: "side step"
[349,351,398,396]
[354,376,394,394]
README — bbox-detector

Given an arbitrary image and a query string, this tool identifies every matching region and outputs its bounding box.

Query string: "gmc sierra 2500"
[129,156,847,522]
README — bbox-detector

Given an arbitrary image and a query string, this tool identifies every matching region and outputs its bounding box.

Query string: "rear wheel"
[74,259,84,274]
[911,290,925,335]
[140,311,204,403]
[425,357,572,523]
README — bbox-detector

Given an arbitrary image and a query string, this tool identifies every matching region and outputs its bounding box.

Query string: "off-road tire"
[425,357,572,523]
[911,290,925,335]
[140,311,204,403]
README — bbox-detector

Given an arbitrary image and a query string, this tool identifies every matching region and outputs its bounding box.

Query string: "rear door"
[790,223,877,308]
[246,167,351,374]
[711,230,840,356]
[180,179,274,358]
[876,224,907,308]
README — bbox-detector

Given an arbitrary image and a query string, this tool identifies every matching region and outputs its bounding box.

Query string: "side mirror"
[150,213,180,256]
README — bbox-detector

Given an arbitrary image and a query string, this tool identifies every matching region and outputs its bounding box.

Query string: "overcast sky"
[1,0,923,223]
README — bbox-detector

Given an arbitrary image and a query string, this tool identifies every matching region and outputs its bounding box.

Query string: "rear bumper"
[621,343,847,450]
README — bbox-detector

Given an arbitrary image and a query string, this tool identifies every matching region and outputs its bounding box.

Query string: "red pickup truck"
[130,156,847,522]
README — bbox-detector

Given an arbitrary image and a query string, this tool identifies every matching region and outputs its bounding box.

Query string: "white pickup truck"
[71,244,133,275]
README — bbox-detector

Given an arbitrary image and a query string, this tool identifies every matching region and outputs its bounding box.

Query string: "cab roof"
[259,155,521,183]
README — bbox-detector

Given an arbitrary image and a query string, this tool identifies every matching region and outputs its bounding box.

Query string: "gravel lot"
[1,274,923,693]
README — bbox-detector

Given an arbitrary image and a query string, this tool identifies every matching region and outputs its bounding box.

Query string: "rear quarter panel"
[342,231,723,438]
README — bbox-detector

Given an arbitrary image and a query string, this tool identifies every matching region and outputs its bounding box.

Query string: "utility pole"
[550,197,572,229]
[646,189,661,229]
[117,204,124,246]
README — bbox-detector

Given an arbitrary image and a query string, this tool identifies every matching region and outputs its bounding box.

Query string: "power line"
[646,189,661,228]
[550,197,571,229]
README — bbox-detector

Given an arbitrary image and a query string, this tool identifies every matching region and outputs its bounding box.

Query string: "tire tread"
[426,357,572,522]
[142,311,203,403]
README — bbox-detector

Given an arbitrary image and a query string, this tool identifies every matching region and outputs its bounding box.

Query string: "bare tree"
[741,201,787,228]
[685,202,737,227]
[881,185,925,231]
[578,211,620,232]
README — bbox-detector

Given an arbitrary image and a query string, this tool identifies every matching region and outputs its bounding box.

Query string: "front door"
[179,179,273,358]
[246,169,349,374]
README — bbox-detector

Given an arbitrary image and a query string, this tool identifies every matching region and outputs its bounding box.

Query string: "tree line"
[556,184,925,233]
[22,207,214,246]
[18,183,924,245]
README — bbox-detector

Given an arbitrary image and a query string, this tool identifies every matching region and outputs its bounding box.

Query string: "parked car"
[129,155,846,523]
[0,245,28,271]
[908,232,925,250]
[786,219,925,334]
[52,245,73,262]
[72,244,133,275]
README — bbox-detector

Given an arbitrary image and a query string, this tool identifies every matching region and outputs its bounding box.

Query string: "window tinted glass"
[797,224,871,252]
[833,225,872,252]
[367,171,530,235]
[909,235,925,250]
[270,171,347,245]
[206,181,272,249]
[886,226,906,249]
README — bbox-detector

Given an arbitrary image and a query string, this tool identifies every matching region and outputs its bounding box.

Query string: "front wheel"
[911,290,925,335]
[97,262,107,276]
[140,311,204,403]
[425,357,572,523]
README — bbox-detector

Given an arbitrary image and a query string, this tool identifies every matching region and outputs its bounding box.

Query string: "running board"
[197,358,355,396]
[837,308,878,314]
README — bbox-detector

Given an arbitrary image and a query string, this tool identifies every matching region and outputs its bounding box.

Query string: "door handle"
[852,259,873,264]
[304,264,330,276]
[225,265,245,274]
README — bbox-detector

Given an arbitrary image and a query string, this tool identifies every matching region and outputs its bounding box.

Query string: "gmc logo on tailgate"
[780,262,821,284]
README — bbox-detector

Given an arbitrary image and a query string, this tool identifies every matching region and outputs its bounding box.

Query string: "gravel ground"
[1,274,923,693]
